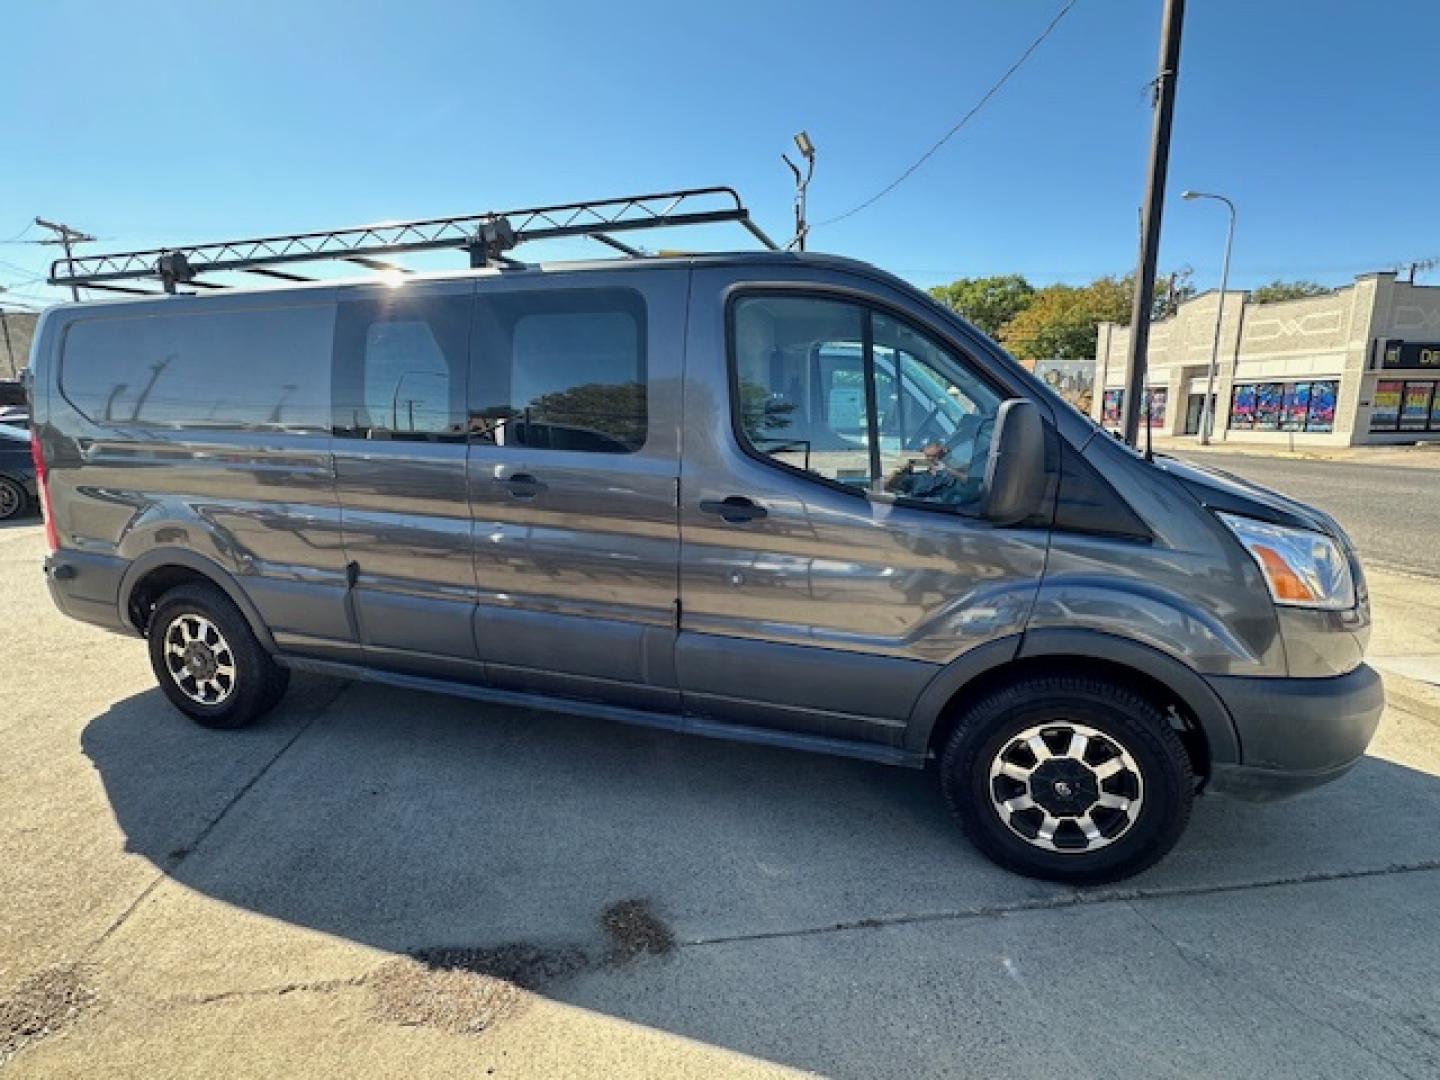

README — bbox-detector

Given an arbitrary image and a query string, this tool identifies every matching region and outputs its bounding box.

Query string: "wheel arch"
[120,548,278,653]
[907,629,1241,781]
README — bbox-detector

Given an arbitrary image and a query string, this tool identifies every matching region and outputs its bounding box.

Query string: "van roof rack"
[48,186,780,296]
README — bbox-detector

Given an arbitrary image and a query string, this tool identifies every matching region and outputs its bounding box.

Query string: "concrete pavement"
[3,518,1440,1077]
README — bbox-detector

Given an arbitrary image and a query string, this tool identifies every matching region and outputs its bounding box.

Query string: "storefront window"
[1099,387,1166,428]
[1102,389,1122,427]
[1400,382,1435,432]
[1230,379,1338,433]
[1281,383,1311,431]
[1307,381,1337,432]
[1371,380,1403,431]
[1369,379,1440,433]
[1254,383,1284,430]
[1230,384,1256,428]
[1144,387,1167,427]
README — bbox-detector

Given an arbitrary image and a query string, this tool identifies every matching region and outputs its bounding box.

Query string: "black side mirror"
[978,398,1047,525]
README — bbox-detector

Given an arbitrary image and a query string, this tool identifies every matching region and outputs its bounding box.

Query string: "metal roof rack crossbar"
[48,186,779,294]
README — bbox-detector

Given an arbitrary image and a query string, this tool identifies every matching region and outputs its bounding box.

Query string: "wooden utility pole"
[1122,0,1186,447]
[34,217,96,303]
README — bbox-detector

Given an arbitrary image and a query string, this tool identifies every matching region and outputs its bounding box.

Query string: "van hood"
[1151,454,1341,537]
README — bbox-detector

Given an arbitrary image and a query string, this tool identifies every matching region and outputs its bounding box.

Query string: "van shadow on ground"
[81,676,1440,1075]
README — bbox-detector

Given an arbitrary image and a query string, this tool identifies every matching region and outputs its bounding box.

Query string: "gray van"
[30,199,1383,883]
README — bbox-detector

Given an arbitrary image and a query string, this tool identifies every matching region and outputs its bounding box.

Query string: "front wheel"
[939,675,1194,885]
[147,582,290,729]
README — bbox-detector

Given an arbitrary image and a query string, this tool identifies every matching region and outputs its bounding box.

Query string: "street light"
[783,131,816,251]
[1182,190,1236,445]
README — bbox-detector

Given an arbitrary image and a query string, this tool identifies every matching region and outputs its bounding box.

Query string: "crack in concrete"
[681,859,1440,949]
[87,680,351,955]
[182,976,368,1007]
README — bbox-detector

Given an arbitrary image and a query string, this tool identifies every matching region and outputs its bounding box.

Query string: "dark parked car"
[0,425,37,520]
[0,379,27,409]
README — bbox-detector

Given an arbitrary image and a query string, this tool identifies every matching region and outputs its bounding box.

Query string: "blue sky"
[3,0,1437,308]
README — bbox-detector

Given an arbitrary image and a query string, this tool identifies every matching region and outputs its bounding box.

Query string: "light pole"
[1182,190,1235,444]
[783,131,816,251]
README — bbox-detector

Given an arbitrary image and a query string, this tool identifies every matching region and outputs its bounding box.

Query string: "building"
[0,309,38,380]
[1092,271,1440,444]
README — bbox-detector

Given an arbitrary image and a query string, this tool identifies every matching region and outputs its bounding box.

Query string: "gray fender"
[904,629,1241,766]
[118,547,279,653]
[904,635,1024,755]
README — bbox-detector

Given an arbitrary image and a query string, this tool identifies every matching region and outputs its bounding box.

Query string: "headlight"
[1216,512,1356,611]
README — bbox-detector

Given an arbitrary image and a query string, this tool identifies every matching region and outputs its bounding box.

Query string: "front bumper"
[1205,663,1384,801]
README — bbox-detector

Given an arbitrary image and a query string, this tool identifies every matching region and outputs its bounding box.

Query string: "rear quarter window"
[59,304,333,432]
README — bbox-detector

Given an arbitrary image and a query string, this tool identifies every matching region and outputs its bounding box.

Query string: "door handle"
[496,473,547,498]
[699,496,768,524]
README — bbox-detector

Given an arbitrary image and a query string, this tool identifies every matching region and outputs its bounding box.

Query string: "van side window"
[470,289,646,453]
[59,305,332,431]
[731,295,1002,509]
[332,293,470,442]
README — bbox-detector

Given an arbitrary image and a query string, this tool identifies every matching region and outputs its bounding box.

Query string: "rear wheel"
[0,476,26,521]
[939,675,1194,884]
[147,582,290,729]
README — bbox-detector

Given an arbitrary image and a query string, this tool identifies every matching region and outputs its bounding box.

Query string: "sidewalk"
[1147,433,1440,469]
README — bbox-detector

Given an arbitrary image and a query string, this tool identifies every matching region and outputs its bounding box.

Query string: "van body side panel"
[466,268,686,709]
[329,281,478,675]
[677,265,1051,742]
[42,295,353,653]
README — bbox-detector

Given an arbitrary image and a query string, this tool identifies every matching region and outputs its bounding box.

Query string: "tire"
[147,582,290,730]
[939,675,1194,885]
[0,476,26,521]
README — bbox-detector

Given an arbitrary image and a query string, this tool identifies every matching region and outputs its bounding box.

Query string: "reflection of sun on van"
[32,189,1383,884]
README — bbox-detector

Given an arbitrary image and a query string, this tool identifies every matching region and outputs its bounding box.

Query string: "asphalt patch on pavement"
[368,898,674,1037]
[601,898,676,964]
[0,963,96,1066]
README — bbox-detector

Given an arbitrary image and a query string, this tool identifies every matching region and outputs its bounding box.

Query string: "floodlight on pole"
[1182,190,1236,445]
[783,131,817,251]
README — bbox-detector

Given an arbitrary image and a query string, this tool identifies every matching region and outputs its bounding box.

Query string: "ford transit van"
[30,235,1383,883]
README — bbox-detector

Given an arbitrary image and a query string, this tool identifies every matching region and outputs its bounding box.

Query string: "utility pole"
[0,288,15,379]
[1121,0,1186,447]
[34,217,97,303]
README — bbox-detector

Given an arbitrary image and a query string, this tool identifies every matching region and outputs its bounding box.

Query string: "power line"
[813,0,1080,229]
[34,217,98,302]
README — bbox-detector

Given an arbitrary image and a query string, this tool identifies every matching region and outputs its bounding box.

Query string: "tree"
[999,276,1132,365]
[1152,266,1196,319]
[927,275,1035,338]
[1249,280,1332,304]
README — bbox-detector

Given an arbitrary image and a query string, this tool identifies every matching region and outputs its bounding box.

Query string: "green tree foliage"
[1249,280,1332,304]
[929,268,1198,365]
[927,275,1035,338]
[999,276,1132,364]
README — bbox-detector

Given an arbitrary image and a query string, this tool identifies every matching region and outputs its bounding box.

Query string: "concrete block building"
[1093,272,1440,445]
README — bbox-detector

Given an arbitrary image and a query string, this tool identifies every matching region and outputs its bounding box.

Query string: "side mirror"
[978,398,1047,525]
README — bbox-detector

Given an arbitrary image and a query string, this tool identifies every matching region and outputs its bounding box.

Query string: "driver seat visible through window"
[732,295,1002,510]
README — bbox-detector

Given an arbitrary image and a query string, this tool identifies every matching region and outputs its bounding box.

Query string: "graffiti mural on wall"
[1033,358,1096,417]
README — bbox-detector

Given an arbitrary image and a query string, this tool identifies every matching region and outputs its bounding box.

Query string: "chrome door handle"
[699,496,768,523]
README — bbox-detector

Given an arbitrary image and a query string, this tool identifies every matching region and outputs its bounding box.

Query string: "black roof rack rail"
[48,186,779,295]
